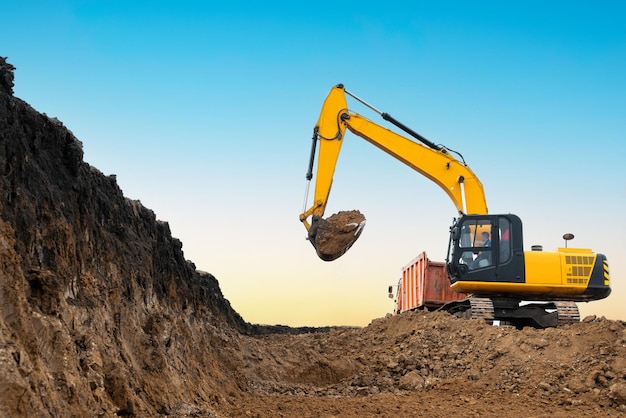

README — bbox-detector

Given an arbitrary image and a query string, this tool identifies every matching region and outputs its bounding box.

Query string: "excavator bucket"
[308,210,366,261]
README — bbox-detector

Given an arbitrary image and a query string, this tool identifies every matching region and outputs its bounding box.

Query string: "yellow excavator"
[300,84,610,328]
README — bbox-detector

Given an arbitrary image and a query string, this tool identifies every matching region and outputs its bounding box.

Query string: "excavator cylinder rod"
[381,112,442,151]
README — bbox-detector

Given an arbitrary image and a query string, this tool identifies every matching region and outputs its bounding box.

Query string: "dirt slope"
[235,310,626,417]
[0,58,625,417]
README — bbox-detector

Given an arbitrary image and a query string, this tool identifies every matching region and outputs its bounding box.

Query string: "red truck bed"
[394,252,467,313]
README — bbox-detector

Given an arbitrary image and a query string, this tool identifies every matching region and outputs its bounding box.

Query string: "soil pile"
[0,58,625,417]
[237,311,626,417]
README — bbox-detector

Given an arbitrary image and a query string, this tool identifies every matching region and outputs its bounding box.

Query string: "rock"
[398,370,424,390]
[582,315,597,323]
[609,383,626,405]
[0,57,15,95]
[537,382,552,392]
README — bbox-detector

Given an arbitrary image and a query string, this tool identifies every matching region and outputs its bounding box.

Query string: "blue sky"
[4,1,625,326]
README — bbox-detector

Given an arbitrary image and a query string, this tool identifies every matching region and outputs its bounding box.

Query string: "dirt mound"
[1,58,625,417]
[229,310,626,417]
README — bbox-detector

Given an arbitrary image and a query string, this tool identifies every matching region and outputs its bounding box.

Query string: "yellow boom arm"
[300,84,488,231]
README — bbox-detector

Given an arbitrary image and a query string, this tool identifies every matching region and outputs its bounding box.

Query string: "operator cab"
[447,214,525,285]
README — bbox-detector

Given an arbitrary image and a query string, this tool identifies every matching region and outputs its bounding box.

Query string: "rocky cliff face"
[0,57,257,417]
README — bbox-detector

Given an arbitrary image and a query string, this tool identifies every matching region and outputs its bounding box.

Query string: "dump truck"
[389,252,467,314]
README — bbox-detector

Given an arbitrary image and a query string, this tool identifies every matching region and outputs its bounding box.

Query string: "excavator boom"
[342,112,487,215]
[301,84,487,224]
[300,84,487,260]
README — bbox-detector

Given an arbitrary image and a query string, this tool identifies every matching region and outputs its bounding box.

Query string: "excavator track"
[441,298,580,328]
[444,297,494,324]
[468,298,494,324]
[554,301,580,326]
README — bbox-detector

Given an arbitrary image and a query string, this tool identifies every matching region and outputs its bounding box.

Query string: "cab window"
[459,219,493,270]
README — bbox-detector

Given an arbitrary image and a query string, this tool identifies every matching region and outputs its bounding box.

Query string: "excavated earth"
[1,57,626,417]
[308,211,366,261]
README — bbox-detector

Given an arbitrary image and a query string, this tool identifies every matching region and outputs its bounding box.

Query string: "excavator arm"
[300,84,488,260]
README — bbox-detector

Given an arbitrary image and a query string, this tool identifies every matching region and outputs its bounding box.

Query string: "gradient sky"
[4,1,625,326]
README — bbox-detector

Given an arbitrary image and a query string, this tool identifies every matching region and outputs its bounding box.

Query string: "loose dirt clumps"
[1,58,625,417]
[232,311,626,417]
[308,210,366,261]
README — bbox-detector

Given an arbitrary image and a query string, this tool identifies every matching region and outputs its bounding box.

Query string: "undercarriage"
[440,297,580,328]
